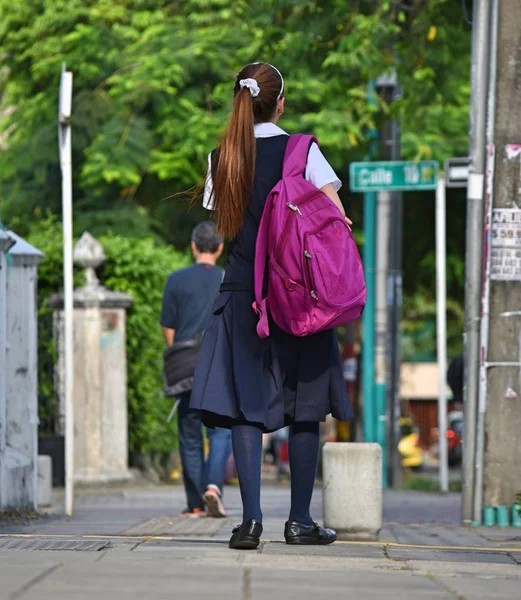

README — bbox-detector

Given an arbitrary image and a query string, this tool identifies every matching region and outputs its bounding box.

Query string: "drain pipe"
[474,0,499,526]
[462,0,491,525]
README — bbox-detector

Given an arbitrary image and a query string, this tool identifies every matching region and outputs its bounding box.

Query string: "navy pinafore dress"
[190,135,353,432]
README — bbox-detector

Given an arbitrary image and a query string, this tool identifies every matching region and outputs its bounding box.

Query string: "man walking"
[161,222,231,518]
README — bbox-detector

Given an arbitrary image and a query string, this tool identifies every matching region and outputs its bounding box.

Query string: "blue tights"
[232,422,319,525]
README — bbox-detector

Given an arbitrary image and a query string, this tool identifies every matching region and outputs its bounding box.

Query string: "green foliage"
[2,0,473,360]
[401,292,464,362]
[27,214,190,454]
[1,1,471,231]
[402,476,462,493]
[98,234,190,454]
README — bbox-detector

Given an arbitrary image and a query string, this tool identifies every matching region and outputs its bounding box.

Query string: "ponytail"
[212,88,256,239]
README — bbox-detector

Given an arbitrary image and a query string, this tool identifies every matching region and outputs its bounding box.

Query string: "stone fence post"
[0,231,43,509]
[0,230,15,508]
[50,232,133,484]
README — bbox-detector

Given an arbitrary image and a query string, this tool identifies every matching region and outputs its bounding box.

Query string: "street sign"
[350,160,438,192]
[445,157,470,188]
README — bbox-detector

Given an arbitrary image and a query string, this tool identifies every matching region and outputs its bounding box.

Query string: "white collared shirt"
[202,122,342,210]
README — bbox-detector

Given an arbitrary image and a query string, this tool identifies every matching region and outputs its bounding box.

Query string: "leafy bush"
[27,215,190,455]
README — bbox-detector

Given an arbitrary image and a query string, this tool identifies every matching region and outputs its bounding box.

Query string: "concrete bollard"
[322,442,382,541]
[37,455,53,508]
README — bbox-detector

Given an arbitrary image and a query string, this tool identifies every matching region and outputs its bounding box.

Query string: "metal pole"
[474,0,499,524]
[436,176,448,493]
[375,193,390,389]
[387,192,403,489]
[462,0,490,524]
[379,80,402,488]
[375,190,390,476]
[362,82,378,445]
[388,95,403,489]
[362,191,377,444]
[59,67,74,516]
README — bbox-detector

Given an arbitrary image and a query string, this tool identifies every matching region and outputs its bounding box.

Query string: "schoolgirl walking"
[190,62,364,549]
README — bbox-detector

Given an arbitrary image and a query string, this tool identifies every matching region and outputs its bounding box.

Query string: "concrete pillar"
[0,232,43,509]
[322,442,382,541]
[0,231,15,508]
[37,455,53,507]
[50,232,133,484]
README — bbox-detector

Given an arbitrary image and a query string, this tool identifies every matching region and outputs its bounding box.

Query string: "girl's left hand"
[345,216,353,230]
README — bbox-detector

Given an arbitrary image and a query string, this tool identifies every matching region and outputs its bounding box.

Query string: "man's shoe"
[203,485,227,518]
[284,520,337,545]
[229,519,263,550]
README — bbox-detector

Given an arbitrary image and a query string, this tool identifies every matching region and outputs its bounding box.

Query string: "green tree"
[1,0,472,357]
[1,1,470,232]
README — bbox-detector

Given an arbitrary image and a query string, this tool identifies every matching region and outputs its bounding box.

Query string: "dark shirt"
[447,354,464,403]
[160,263,223,344]
[213,135,289,291]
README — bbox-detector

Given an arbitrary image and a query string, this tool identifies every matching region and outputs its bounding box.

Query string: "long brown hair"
[211,62,284,239]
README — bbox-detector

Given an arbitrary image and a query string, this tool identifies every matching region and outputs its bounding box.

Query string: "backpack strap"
[282,134,318,179]
[253,190,276,339]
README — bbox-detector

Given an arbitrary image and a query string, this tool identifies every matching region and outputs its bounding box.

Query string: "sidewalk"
[0,484,520,600]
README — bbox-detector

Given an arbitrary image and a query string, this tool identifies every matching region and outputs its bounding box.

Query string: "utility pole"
[462,0,490,524]
[480,0,521,514]
[374,187,390,449]
[58,65,74,516]
[436,176,448,493]
[377,75,402,488]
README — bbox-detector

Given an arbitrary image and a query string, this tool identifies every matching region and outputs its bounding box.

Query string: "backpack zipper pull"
[304,250,313,259]
[311,290,318,300]
[287,203,302,216]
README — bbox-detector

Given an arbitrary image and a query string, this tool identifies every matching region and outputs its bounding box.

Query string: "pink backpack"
[253,134,366,339]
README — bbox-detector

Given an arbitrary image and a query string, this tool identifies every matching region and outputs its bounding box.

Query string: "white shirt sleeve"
[203,141,340,209]
[202,152,215,211]
[305,142,342,191]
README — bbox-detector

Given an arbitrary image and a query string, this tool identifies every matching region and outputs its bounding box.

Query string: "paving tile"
[135,538,230,552]
[478,528,521,544]
[409,558,521,578]
[251,565,451,600]
[432,574,521,600]
[19,555,243,600]
[261,540,386,559]
[390,524,507,548]
[387,546,516,564]
[379,525,399,543]
[123,515,227,537]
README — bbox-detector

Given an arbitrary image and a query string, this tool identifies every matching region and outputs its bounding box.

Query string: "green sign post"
[350,160,438,192]
[351,158,448,492]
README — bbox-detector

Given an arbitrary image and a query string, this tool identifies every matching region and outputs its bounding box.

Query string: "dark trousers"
[177,392,232,511]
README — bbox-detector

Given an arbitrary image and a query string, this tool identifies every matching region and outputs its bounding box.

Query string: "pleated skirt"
[189,291,354,432]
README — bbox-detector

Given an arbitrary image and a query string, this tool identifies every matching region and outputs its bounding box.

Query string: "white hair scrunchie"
[239,78,260,98]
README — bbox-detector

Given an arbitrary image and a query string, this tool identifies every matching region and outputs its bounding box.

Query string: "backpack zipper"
[286,203,302,215]
[277,191,322,264]
[304,250,318,301]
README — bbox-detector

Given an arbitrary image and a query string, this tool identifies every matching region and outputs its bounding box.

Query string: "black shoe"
[229,519,263,550]
[284,520,337,545]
